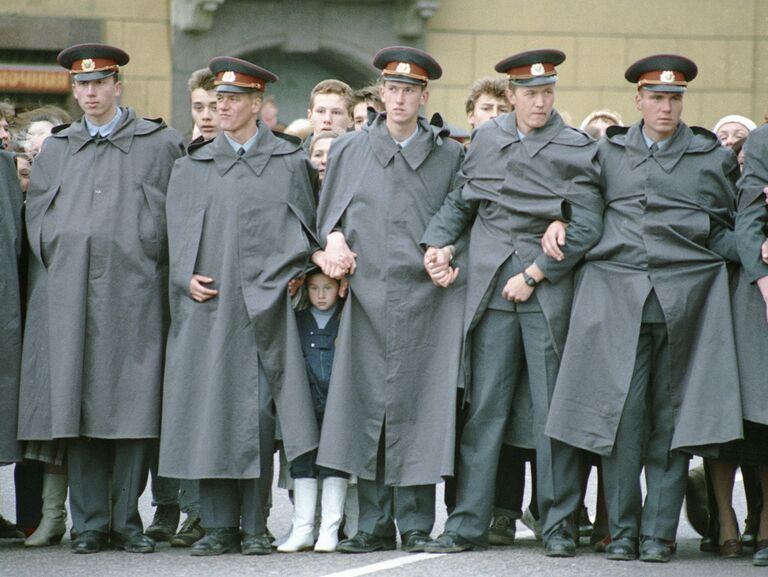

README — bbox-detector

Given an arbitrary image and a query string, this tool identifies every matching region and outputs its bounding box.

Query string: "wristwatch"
[522,270,539,287]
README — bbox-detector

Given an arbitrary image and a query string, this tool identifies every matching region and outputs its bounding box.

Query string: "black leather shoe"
[544,527,576,558]
[401,530,431,553]
[336,531,396,554]
[145,504,180,542]
[111,531,155,553]
[71,530,108,554]
[639,536,675,563]
[0,514,23,539]
[424,531,483,553]
[488,509,517,546]
[170,514,205,547]
[605,537,637,561]
[242,532,272,555]
[190,527,240,556]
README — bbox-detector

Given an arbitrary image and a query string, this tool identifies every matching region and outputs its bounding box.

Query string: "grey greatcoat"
[315,114,465,486]
[18,108,183,440]
[734,125,768,426]
[1,151,23,463]
[421,110,603,542]
[421,110,603,409]
[546,122,743,455]
[159,127,319,480]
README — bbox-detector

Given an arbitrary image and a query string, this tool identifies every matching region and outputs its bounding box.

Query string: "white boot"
[25,473,68,547]
[278,478,318,552]
[314,477,348,552]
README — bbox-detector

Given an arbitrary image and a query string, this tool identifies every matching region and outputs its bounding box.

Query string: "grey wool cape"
[734,125,768,426]
[159,126,319,479]
[315,114,466,485]
[18,108,184,440]
[421,110,603,441]
[546,122,743,456]
[0,151,23,463]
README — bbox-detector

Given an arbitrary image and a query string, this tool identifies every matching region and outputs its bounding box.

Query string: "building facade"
[0,0,765,134]
[426,0,768,131]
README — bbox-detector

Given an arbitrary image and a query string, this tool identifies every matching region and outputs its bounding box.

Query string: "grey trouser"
[151,475,200,514]
[601,322,689,541]
[445,309,581,545]
[198,364,275,534]
[357,427,435,537]
[68,437,152,536]
[150,442,200,514]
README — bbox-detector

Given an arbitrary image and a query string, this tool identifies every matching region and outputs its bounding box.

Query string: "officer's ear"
[251,93,263,115]
[507,85,518,108]
[634,90,643,112]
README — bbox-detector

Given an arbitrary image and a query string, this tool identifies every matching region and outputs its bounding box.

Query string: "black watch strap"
[523,270,538,287]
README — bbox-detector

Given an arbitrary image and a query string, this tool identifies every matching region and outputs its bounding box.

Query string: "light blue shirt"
[642,126,673,151]
[85,108,122,137]
[225,130,258,154]
[393,126,419,148]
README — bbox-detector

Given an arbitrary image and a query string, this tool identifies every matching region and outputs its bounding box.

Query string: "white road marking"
[319,553,445,577]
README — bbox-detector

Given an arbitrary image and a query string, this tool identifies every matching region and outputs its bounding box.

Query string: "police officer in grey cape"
[159,56,319,557]
[421,49,603,558]
[312,46,466,554]
[0,150,23,468]
[544,54,743,563]
[17,43,185,554]
[733,124,768,567]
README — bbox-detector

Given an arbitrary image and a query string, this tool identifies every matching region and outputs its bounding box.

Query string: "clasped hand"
[312,231,357,280]
[424,246,459,287]
[541,220,568,261]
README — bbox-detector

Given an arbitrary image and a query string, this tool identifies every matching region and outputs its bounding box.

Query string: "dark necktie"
[649,142,659,155]
[237,147,245,157]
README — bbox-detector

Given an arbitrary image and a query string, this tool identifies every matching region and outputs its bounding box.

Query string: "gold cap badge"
[395,62,412,74]
[530,63,545,76]
[660,70,675,83]
[222,71,236,83]
[81,58,96,72]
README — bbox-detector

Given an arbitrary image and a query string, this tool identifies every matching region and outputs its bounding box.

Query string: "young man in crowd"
[307,79,353,140]
[350,85,383,131]
[465,77,511,130]
[188,67,221,142]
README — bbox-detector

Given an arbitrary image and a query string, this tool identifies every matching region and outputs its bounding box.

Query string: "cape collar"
[367,114,435,170]
[211,121,277,176]
[496,110,566,157]
[623,121,691,172]
[64,107,140,154]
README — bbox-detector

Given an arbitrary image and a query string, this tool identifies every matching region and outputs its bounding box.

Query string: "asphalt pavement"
[0,456,759,577]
